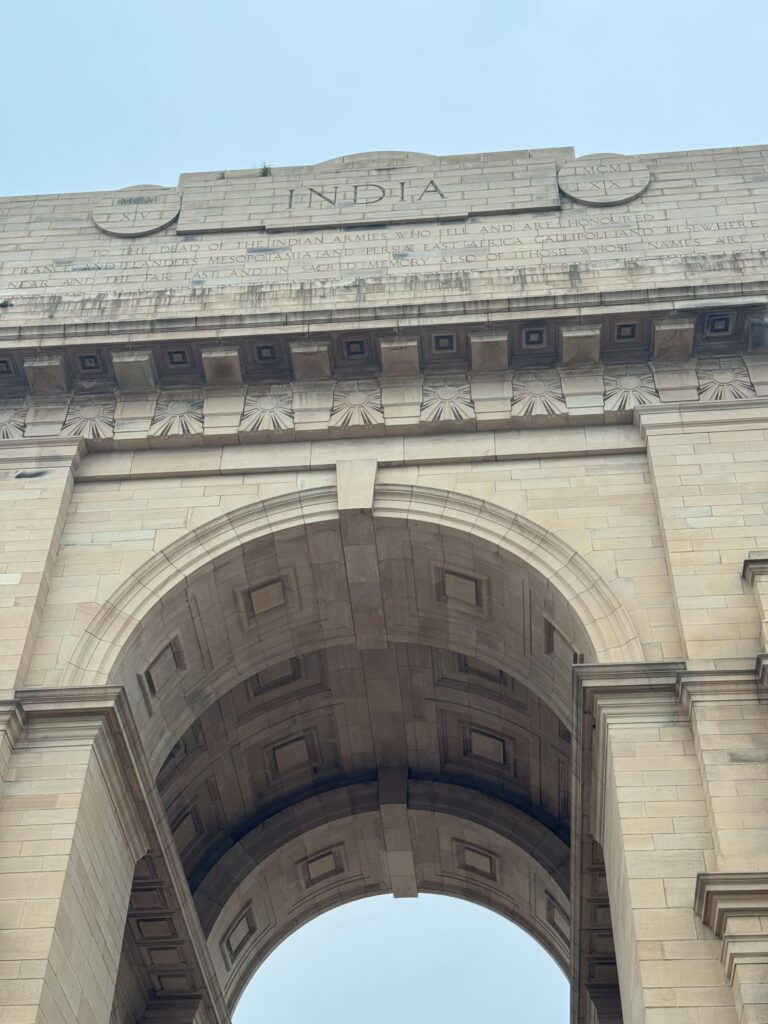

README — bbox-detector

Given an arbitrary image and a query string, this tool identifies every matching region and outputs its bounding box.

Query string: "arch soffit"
[208,798,571,1012]
[63,484,643,692]
[193,778,570,935]
[225,881,568,1016]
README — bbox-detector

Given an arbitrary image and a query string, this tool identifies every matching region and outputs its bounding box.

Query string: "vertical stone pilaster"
[681,673,768,874]
[0,439,83,695]
[578,665,737,1024]
[0,696,148,1024]
[642,407,768,666]
[742,554,768,654]
[683,675,768,1023]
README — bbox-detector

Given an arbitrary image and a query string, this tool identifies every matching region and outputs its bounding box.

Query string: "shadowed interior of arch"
[230,893,570,1024]
[99,488,628,1022]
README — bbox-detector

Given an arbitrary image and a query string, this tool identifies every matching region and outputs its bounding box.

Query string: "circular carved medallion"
[92,186,181,237]
[557,154,651,207]
[713,369,737,385]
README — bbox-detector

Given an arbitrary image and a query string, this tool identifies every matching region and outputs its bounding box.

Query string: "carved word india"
[286,179,446,210]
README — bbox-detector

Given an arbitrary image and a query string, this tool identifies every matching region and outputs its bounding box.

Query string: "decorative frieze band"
[0,355,765,444]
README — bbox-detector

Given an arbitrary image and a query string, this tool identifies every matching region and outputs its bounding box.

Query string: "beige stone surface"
[1,144,768,1023]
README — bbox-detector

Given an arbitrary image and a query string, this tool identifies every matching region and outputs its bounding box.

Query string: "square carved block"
[302,846,346,887]
[436,567,484,608]
[221,903,257,967]
[438,709,527,793]
[454,841,498,881]
[464,726,508,766]
[248,577,286,617]
[171,805,205,855]
[272,735,313,776]
[256,657,302,689]
[145,640,185,693]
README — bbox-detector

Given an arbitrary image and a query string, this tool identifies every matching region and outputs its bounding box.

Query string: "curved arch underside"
[69,485,641,773]
[92,486,637,1013]
[157,639,573,1009]
[212,806,571,1010]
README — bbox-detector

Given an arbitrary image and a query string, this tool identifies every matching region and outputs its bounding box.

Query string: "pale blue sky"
[3,2,765,1020]
[234,895,568,1024]
[1,0,766,197]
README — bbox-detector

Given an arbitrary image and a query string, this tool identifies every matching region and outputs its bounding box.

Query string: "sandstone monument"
[1,145,767,1023]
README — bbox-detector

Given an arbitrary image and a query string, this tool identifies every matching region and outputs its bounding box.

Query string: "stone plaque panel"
[557,154,651,206]
[176,157,562,233]
[92,186,181,236]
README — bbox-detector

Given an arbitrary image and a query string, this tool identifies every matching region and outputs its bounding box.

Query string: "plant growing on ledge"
[258,162,273,177]
[0,299,12,308]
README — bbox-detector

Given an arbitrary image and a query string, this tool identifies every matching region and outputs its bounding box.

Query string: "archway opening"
[232,894,569,1024]
[95,489,631,1022]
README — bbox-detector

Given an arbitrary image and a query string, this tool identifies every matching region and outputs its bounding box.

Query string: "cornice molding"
[574,661,684,715]
[0,435,84,469]
[572,661,766,846]
[575,662,766,718]
[695,872,768,936]
[573,661,685,848]
[11,686,149,881]
[637,396,768,436]
[0,700,25,752]
[1,282,765,347]
[743,551,768,586]
[695,872,768,982]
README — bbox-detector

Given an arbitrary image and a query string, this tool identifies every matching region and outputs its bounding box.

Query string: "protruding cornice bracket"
[469,330,509,372]
[23,353,70,393]
[742,550,768,586]
[112,350,157,391]
[560,324,602,367]
[695,872,768,982]
[742,551,768,667]
[379,335,420,376]
[574,661,684,722]
[201,346,243,386]
[0,435,84,471]
[289,339,332,379]
[652,317,695,361]
[695,872,768,936]
[0,699,26,746]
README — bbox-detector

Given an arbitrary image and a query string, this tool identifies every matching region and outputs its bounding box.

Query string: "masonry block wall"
[1,146,768,1024]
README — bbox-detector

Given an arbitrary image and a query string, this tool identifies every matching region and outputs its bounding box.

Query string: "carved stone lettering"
[176,158,561,233]
[92,186,181,237]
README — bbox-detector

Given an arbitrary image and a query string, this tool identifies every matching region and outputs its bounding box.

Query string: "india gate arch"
[55,483,637,1024]
[4,144,768,1024]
